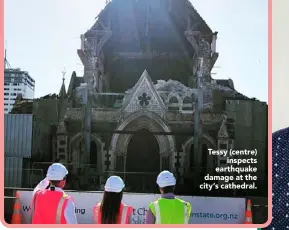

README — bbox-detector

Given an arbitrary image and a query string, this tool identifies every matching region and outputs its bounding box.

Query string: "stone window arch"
[182,96,193,111]
[69,133,104,171]
[90,141,98,168]
[168,96,180,111]
[182,135,217,173]
[110,110,176,173]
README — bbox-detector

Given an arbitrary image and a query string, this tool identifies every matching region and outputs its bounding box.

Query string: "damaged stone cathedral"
[13,0,267,197]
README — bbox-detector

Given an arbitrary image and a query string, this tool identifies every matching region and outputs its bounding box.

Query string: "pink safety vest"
[31,189,72,224]
[93,203,133,224]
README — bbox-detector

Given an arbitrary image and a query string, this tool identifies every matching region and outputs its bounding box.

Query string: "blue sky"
[4,0,268,102]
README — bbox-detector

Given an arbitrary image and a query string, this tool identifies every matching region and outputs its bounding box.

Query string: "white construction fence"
[17,190,245,224]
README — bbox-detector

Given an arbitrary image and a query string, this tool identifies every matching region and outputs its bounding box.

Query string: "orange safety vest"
[93,203,133,224]
[31,189,72,224]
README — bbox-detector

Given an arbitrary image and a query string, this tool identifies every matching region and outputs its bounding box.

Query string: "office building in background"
[4,50,35,114]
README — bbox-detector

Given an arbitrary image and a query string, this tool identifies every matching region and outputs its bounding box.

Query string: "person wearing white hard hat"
[92,176,134,224]
[31,163,78,224]
[145,171,191,224]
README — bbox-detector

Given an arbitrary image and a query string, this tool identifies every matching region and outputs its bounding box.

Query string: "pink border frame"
[0,0,272,228]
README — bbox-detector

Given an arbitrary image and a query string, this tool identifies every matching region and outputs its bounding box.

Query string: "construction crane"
[4,41,12,69]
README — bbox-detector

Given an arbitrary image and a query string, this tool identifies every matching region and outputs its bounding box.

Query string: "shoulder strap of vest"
[183,202,189,224]
[93,203,101,224]
[177,199,190,224]
[152,200,161,224]
[62,192,69,198]
[120,203,129,224]
[30,190,43,222]
[55,193,71,224]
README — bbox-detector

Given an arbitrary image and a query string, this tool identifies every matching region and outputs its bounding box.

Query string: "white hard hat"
[156,171,176,188]
[104,176,125,193]
[46,163,68,181]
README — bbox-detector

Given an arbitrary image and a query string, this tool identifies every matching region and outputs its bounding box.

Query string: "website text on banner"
[18,191,245,224]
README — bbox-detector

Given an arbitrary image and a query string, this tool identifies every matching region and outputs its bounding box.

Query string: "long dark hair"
[100,191,123,224]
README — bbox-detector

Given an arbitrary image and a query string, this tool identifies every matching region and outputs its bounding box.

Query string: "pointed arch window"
[201,144,208,174]
[190,144,194,170]
[168,97,179,111]
[182,96,193,111]
[90,141,98,168]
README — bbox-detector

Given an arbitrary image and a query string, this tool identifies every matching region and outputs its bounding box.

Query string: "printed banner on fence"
[18,190,245,224]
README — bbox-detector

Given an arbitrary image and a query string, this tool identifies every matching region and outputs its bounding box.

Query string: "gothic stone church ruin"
[14,0,268,196]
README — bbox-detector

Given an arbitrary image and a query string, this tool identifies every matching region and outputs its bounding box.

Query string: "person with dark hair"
[145,171,191,224]
[31,163,77,224]
[93,176,133,224]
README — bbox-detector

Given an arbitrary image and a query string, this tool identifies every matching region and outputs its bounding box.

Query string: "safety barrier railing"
[4,168,44,189]
[30,162,161,192]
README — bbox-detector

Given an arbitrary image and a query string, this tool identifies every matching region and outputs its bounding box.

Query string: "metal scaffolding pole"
[193,57,204,177]
[82,85,92,163]
[78,83,92,187]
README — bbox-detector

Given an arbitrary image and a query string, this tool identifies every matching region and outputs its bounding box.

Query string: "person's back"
[31,163,77,224]
[146,171,191,224]
[149,197,190,224]
[93,202,132,224]
[92,176,133,224]
[32,189,70,224]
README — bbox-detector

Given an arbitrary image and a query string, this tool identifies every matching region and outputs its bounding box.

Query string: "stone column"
[178,152,186,184]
